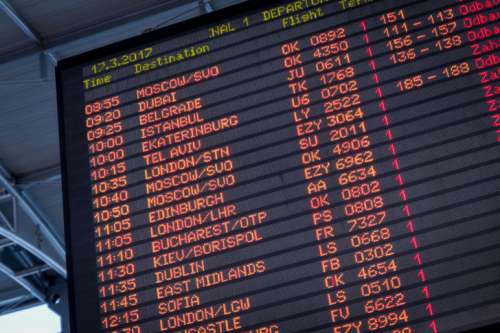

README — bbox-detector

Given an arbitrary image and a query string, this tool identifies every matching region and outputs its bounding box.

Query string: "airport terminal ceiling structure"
[0,0,242,322]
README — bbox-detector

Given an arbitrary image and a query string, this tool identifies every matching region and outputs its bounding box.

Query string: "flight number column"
[281,37,346,328]
[84,96,141,332]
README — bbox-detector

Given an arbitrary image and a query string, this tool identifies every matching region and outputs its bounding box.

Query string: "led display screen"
[56,0,500,332]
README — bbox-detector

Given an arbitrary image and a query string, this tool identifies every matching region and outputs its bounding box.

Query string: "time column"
[83,95,140,332]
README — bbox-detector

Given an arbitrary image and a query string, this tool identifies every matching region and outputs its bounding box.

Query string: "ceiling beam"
[0,193,10,203]
[0,288,31,307]
[0,0,41,44]
[16,264,50,278]
[0,0,57,64]
[0,262,45,302]
[0,238,13,250]
[0,298,42,317]
[0,0,202,64]
[0,163,66,277]
[0,217,66,278]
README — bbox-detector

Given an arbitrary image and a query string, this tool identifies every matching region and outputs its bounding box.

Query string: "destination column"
[113,63,266,332]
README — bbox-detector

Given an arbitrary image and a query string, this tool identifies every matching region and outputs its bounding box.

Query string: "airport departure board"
[56,0,500,332]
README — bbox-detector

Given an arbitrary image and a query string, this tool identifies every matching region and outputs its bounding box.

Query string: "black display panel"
[55,0,500,332]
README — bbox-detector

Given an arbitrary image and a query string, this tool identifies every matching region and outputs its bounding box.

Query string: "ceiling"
[0,0,246,318]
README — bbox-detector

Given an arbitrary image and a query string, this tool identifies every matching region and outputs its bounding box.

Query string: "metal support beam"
[0,223,66,278]
[47,279,70,333]
[0,298,42,317]
[0,289,31,308]
[16,264,50,278]
[0,262,45,302]
[0,196,16,231]
[0,0,57,64]
[0,163,66,277]
[0,238,13,250]
[22,192,64,246]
